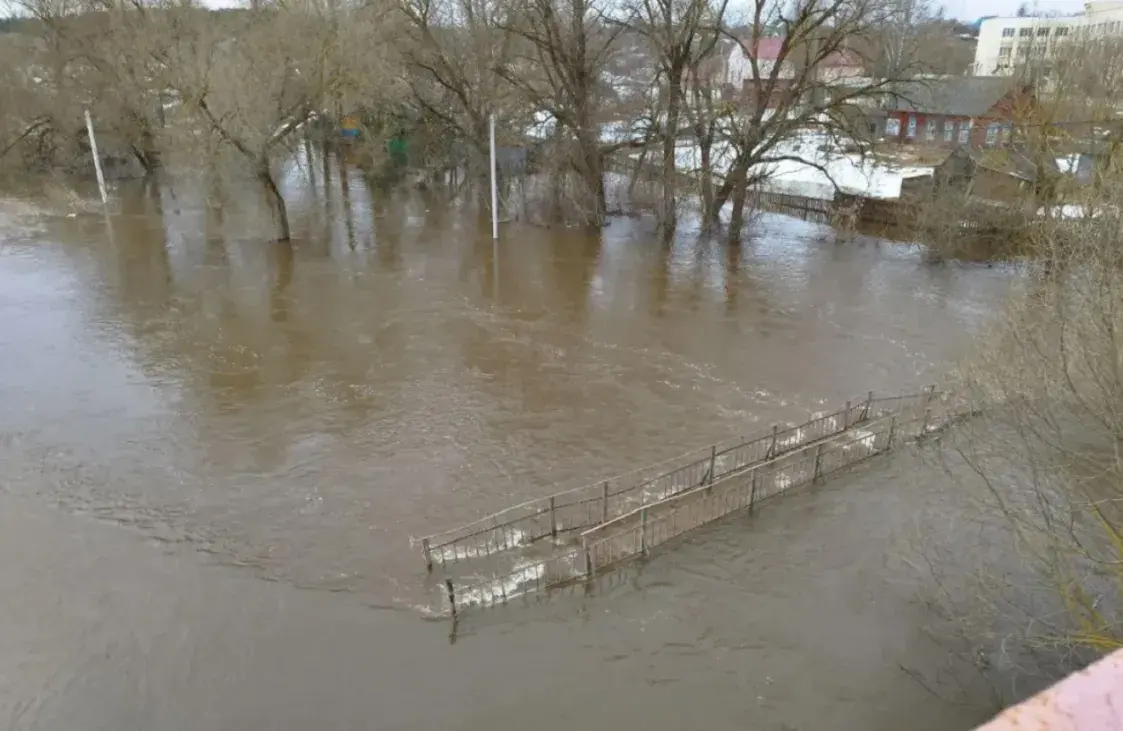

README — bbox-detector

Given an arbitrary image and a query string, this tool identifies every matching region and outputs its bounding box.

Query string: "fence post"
[919,385,935,437]
[601,481,609,523]
[769,424,779,457]
[920,383,933,412]
[749,467,759,515]
[708,445,716,485]
[445,579,457,618]
[549,496,558,539]
[422,538,433,573]
[583,536,592,579]
[640,507,648,557]
[887,415,897,450]
[843,400,852,430]
[864,390,874,421]
[814,443,825,483]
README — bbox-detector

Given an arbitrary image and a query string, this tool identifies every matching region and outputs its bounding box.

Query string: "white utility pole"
[84,109,108,207]
[489,113,499,240]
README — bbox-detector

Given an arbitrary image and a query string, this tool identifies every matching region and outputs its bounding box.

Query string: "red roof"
[752,37,784,60]
[738,37,862,68]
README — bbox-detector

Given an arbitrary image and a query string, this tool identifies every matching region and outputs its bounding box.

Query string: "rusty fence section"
[419,388,937,573]
[435,387,956,615]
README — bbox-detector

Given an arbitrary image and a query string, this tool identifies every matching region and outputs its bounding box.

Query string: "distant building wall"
[975,10,1123,76]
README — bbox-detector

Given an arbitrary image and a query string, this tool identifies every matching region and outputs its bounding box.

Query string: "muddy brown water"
[0,166,1012,730]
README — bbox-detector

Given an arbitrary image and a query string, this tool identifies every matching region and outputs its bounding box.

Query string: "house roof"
[735,36,784,61]
[887,77,1017,118]
[930,145,1057,183]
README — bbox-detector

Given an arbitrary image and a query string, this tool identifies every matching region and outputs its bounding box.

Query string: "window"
[986,122,1000,146]
[1002,27,1015,37]
[1036,26,1049,36]
[925,119,937,141]
[907,115,917,138]
[943,120,955,142]
[958,120,973,145]
[1001,124,1012,145]
[885,117,901,136]
[1017,44,1030,56]
[999,46,1012,57]
[1056,26,1069,36]
[1019,27,1033,37]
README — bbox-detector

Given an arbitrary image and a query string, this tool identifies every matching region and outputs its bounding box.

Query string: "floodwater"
[0,162,1013,730]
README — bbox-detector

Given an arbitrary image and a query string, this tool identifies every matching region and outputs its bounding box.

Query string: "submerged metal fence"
[425,387,958,615]
[419,389,935,573]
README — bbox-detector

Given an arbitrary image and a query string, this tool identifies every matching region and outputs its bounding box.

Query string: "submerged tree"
[165,5,337,241]
[397,0,514,187]
[627,0,729,233]
[498,0,644,226]
[705,0,904,238]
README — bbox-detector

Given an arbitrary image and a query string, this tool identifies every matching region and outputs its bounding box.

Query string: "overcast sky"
[940,0,1084,19]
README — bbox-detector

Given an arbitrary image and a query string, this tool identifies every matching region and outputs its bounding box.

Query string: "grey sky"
[940,0,1084,19]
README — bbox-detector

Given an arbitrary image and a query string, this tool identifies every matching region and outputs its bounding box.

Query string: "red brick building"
[877,77,1032,149]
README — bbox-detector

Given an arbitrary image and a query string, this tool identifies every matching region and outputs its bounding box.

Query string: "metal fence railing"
[431,386,959,616]
[418,388,938,574]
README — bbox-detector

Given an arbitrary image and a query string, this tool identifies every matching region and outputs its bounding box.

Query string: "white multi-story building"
[974,1,1123,75]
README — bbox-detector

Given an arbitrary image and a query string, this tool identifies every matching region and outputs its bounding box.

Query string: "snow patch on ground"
[672,132,934,200]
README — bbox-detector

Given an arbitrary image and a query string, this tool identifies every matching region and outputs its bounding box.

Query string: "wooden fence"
[419,389,932,574]
[425,387,955,616]
[751,190,835,224]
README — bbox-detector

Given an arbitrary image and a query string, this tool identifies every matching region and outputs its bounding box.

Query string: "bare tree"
[0,30,54,168]
[706,0,901,238]
[910,36,1123,702]
[165,5,335,241]
[680,40,726,217]
[627,0,728,233]
[498,0,643,226]
[397,0,514,189]
[12,0,176,175]
[864,0,971,78]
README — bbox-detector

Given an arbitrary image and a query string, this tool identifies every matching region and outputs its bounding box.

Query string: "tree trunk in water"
[132,126,160,177]
[581,137,606,226]
[727,151,756,243]
[699,138,714,228]
[660,75,682,233]
[627,147,648,202]
[258,163,291,242]
[589,152,606,224]
[707,164,738,222]
[728,182,748,243]
[305,132,317,194]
